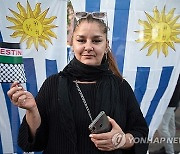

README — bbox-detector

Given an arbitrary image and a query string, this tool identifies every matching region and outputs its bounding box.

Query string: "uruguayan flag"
[71,0,180,139]
[0,0,67,153]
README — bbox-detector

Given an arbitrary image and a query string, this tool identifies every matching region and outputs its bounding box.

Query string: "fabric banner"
[0,0,67,153]
[0,42,26,83]
[124,0,180,138]
[70,0,180,139]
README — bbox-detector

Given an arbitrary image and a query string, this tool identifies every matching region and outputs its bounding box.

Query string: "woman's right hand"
[7,81,37,111]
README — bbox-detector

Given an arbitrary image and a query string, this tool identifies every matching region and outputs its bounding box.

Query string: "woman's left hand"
[89,116,126,151]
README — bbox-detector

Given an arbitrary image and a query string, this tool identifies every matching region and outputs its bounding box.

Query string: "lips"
[82,54,95,57]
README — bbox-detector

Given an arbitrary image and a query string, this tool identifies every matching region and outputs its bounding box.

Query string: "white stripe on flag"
[100,0,116,47]
[0,86,14,153]
[71,0,86,12]
[140,71,162,117]
[33,55,46,91]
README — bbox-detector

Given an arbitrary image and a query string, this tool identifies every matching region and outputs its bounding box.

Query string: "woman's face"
[72,21,108,66]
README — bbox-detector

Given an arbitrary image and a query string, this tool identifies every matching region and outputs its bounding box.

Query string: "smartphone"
[88,111,112,134]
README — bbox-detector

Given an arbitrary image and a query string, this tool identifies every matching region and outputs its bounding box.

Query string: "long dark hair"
[72,15,123,79]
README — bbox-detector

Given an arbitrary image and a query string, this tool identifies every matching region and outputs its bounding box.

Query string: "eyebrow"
[76,35,103,38]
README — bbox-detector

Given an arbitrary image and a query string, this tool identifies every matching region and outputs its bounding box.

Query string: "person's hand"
[89,116,127,151]
[7,81,37,111]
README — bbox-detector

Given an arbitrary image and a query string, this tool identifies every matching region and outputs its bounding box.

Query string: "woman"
[7,12,149,154]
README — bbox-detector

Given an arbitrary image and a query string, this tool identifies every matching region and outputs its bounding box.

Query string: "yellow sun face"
[6,1,58,51]
[135,6,180,57]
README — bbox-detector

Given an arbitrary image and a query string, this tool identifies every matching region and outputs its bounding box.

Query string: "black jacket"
[18,73,149,154]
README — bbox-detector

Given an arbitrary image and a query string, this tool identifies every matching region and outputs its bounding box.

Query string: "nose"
[84,41,93,52]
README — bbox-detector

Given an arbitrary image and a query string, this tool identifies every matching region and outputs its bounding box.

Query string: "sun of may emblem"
[6,1,58,50]
[135,6,180,57]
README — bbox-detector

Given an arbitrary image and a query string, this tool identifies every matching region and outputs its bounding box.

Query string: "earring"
[105,46,110,60]
[104,51,108,60]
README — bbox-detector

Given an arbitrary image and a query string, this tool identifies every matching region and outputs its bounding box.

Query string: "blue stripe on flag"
[134,67,150,104]
[145,66,174,125]
[0,31,2,42]
[46,59,58,78]
[1,83,22,154]
[85,0,100,12]
[0,133,3,154]
[112,0,131,73]
[23,58,38,97]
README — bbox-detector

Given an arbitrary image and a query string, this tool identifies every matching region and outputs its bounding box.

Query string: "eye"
[77,39,86,43]
[92,40,102,43]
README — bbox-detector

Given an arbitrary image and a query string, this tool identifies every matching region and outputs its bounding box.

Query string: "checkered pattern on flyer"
[0,63,26,83]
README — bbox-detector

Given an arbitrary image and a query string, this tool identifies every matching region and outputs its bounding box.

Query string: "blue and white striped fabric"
[0,0,180,153]
[71,0,180,139]
[0,0,67,153]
